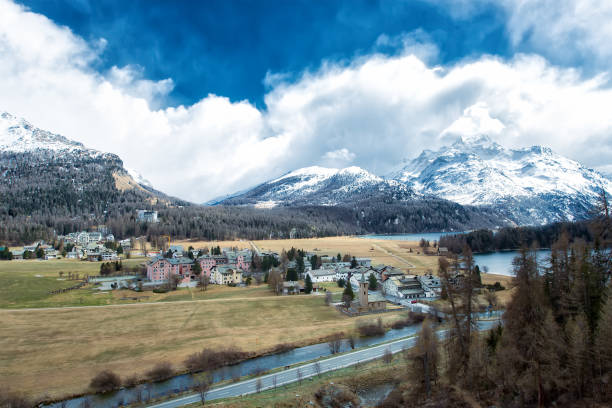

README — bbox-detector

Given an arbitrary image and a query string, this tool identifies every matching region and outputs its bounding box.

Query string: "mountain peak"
[0,111,89,154]
[456,134,493,145]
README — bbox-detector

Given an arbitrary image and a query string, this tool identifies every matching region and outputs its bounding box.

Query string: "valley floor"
[0,237,514,402]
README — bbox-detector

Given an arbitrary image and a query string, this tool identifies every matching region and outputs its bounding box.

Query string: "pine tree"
[343,282,354,301]
[368,273,377,290]
[304,274,313,294]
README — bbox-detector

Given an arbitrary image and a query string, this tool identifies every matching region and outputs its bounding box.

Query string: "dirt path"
[0,294,290,313]
[372,243,415,268]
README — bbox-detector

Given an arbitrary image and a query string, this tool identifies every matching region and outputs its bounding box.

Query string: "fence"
[48,281,86,295]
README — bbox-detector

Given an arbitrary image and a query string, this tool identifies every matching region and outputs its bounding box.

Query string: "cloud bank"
[0,0,611,202]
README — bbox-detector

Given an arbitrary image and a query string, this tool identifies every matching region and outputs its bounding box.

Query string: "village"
[1,223,451,312]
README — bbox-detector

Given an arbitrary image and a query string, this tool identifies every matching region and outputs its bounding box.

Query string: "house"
[355,258,372,267]
[137,210,159,223]
[437,247,449,256]
[380,267,406,281]
[383,275,425,299]
[169,245,184,257]
[11,250,24,260]
[350,273,387,313]
[306,269,337,283]
[198,255,216,275]
[88,232,103,243]
[66,250,81,259]
[225,249,252,271]
[282,281,303,295]
[146,256,194,285]
[44,250,58,260]
[335,267,352,281]
[76,232,90,246]
[211,265,242,285]
[418,274,442,297]
[119,239,132,249]
[349,268,379,287]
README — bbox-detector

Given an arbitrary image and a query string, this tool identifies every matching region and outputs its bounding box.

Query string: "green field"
[0,258,145,308]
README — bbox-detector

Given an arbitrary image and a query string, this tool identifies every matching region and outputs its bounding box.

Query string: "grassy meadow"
[0,258,145,308]
[0,294,408,400]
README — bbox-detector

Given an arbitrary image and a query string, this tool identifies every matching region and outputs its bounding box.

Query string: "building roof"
[309,269,336,277]
[368,293,386,302]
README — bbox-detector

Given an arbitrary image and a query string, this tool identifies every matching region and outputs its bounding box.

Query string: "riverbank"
[0,291,412,402]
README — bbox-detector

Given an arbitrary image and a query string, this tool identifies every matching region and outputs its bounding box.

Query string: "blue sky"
[1,0,612,201]
[19,0,510,108]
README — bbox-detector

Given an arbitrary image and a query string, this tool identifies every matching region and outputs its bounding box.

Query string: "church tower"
[358,273,368,308]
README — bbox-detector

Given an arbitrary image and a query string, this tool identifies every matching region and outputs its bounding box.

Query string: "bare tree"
[200,273,210,292]
[194,373,211,404]
[383,347,393,364]
[410,317,439,397]
[313,361,322,377]
[328,334,343,354]
[167,273,182,291]
[296,368,303,383]
[138,237,148,257]
[347,335,356,350]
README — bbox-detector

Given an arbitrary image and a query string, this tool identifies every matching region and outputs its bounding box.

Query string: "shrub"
[89,370,121,393]
[123,375,140,388]
[184,348,251,373]
[153,288,168,293]
[146,362,174,382]
[356,319,385,337]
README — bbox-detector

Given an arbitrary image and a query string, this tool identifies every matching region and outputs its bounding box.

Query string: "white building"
[383,275,426,299]
[418,275,442,297]
[306,269,337,283]
[137,210,159,223]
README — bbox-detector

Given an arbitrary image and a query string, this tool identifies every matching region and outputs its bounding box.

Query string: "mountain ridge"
[218,135,611,225]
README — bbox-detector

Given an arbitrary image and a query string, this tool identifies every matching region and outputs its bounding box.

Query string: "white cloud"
[440,102,505,142]
[0,0,611,203]
[323,148,356,163]
[433,0,612,68]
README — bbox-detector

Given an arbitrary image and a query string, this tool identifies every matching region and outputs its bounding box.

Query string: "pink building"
[147,257,194,284]
[198,255,216,277]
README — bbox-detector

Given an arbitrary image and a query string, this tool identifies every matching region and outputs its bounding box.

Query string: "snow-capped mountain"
[1,111,113,159]
[391,135,612,224]
[220,134,609,225]
[0,112,181,218]
[220,165,414,207]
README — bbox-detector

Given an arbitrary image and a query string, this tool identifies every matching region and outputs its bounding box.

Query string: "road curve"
[148,319,501,408]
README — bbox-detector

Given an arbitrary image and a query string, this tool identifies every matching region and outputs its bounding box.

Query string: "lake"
[361,231,552,277]
[360,231,467,242]
[474,249,551,277]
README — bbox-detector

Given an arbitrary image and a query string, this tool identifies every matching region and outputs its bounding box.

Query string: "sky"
[1,0,611,202]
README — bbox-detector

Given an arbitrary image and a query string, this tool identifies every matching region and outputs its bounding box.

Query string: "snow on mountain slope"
[126,167,154,189]
[0,111,107,158]
[0,111,180,215]
[220,165,414,206]
[392,135,612,224]
[0,111,158,190]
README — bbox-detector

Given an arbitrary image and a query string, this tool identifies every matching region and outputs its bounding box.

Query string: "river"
[46,322,425,408]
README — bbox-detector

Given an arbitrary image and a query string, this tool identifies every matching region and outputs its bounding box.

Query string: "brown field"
[481,273,515,306]
[164,237,438,273]
[0,291,408,401]
[253,236,440,273]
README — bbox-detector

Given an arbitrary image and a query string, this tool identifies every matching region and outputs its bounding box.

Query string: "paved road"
[147,320,500,408]
[148,336,418,408]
